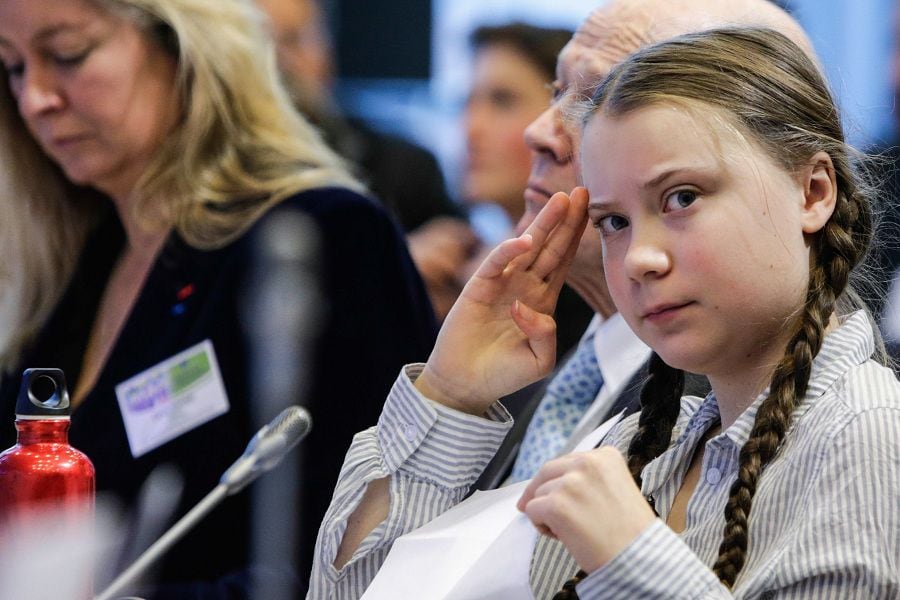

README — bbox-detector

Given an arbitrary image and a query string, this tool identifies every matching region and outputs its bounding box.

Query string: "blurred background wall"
[328,0,895,200]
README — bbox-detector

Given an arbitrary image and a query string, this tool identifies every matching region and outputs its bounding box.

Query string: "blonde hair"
[0,0,362,371]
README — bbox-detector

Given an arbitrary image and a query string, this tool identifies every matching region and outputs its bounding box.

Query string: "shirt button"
[706,467,722,485]
[400,422,417,442]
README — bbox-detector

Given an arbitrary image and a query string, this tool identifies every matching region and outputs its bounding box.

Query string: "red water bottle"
[0,368,95,528]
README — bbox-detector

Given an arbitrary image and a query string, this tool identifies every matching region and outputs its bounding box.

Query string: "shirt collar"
[687,310,875,449]
[640,310,876,493]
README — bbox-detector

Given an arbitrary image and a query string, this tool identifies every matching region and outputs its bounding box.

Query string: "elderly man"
[308,0,814,597]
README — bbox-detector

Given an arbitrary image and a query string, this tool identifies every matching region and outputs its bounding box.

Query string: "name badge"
[115,340,230,458]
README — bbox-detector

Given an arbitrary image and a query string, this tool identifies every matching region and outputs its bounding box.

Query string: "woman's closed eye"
[3,61,24,78]
[52,47,91,69]
[663,188,699,212]
[1,47,91,81]
[0,51,23,78]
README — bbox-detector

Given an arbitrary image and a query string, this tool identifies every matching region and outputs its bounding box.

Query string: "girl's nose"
[623,229,672,281]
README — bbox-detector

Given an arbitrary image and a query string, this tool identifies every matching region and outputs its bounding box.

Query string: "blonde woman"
[0,0,436,596]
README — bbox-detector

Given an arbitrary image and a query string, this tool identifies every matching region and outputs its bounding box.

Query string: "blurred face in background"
[256,0,333,115]
[463,42,553,222]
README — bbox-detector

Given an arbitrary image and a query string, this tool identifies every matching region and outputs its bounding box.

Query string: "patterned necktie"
[509,334,604,482]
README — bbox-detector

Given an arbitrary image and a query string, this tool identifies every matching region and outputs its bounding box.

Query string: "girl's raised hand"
[415,188,589,416]
[516,447,657,573]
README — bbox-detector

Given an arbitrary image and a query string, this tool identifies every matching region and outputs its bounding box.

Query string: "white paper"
[572,410,625,452]
[361,412,624,599]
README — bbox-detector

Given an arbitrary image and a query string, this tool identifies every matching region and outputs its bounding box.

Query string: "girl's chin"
[651,345,712,376]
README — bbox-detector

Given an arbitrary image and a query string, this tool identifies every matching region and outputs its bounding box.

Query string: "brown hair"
[584,27,874,589]
[471,22,572,81]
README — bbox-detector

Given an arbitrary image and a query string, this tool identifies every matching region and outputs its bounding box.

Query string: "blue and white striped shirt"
[309,311,900,599]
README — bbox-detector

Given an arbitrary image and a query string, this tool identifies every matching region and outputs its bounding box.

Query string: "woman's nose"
[16,64,65,120]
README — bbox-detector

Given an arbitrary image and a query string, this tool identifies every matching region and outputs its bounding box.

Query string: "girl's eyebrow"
[588,164,718,209]
[641,168,682,190]
[587,196,618,210]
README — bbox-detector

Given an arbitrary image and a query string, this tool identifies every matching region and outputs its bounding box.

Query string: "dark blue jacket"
[0,187,438,598]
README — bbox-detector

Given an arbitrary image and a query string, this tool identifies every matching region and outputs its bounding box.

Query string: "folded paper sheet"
[361,412,624,599]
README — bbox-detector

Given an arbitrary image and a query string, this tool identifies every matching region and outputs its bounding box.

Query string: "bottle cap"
[15,368,71,418]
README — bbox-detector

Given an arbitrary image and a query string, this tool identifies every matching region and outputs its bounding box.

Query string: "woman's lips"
[49,133,90,150]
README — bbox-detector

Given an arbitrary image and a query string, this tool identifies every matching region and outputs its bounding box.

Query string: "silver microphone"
[94,406,312,600]
[220,406,312,494]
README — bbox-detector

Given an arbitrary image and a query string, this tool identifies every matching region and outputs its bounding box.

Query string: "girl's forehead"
[581,102,791,196]
[589,100,752,158]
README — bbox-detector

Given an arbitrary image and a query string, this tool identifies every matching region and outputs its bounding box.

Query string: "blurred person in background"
[0,0,436,596]
[459,23,594,355]
[256,0,479,321]
[463,23,571,225]
[873,1,900,355]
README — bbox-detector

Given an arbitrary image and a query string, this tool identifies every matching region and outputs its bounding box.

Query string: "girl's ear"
[800,151,837,234]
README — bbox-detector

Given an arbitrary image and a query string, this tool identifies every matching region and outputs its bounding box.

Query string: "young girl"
[311,27,899,599]
[515,26,900,598]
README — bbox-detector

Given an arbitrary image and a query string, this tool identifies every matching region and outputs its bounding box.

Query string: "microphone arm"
[94,406,312,600]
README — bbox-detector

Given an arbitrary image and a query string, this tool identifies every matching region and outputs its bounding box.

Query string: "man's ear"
[800,151,837,234]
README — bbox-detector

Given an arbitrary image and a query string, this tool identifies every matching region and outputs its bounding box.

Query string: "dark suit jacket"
[472,353,710,491]
[0,188,437,598]
[323,116,464,234]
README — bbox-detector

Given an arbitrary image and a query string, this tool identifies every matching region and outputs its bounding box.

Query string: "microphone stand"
[94,406,311,600]
[94,485,228,600]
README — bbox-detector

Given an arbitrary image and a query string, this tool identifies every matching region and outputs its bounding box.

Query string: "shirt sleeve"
[576,405,900,600]
[576,520,724,599]
[307,364,512,599]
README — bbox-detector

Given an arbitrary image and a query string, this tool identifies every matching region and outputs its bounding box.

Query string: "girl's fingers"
[546,189,590,290]
[530,187,590,281]
[513,191,572,270]
[471,190,585,285]
[472,234,533,280]
[520,473,584,541]
[516,453,582,511]
[511,300,557,371]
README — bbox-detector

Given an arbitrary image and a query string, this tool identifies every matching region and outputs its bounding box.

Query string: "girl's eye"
[594,214,629,234]
[664,189,698,212]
